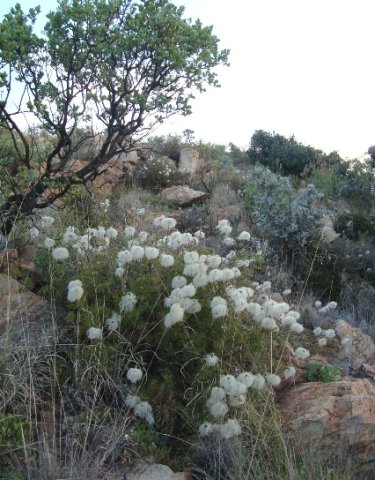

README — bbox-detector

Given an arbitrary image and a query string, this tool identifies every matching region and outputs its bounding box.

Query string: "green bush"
[304,362,340,383]
[335,212,375,240]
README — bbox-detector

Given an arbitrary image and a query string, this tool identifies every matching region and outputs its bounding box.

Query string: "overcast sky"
[1,0,374,158]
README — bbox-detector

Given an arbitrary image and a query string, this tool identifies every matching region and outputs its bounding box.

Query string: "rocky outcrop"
[178,148,201,174]
[160,185,208,206]
[0,274,51,336]
[278,378,375,479]
[330,320,375,371]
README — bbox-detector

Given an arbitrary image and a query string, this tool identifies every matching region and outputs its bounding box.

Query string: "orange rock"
[278,378,375,478]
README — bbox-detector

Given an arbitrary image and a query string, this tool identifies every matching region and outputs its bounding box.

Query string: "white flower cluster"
[44,237,56,249]
[318,301,337,314]
[63,225,119,255]
[86,327,103,340]
[226,285,254,314]
[52,247,69,261]
[313,326,336,346]
[158,230,198,250]
[164,281,202,327]
[217,219,232,236]
[105,312,121,331]
[153,215,177,231]
[40,216,55,228]
[28,226,40,239]
[126,367,143,384]
[245,295,303,334]
[211,296,228,319]
[120,292,137,313]
[67,279,84,302]
[200,365,296,438]
[125,395,154,427]
[237,231,250,241]
[204,353,219,367]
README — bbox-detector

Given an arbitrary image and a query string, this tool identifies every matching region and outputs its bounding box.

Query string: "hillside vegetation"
[0,130,375,479]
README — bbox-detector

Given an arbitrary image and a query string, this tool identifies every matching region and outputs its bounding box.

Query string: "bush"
[134,155,178,191]
[243,165,324,251]
[304,362,340,383]
[247,130,320,176]
[335,212,375,240]
[148,135,186,163]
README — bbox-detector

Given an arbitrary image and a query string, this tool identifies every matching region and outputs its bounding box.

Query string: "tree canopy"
[0,0,229,234]
[247,130,321,177]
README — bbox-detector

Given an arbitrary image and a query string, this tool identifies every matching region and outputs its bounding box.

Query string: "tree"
[247,130,319,176]
[0,0,229,234]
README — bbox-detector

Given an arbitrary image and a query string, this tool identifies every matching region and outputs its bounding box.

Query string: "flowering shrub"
[134,154,177,191]
[21,203,332,470]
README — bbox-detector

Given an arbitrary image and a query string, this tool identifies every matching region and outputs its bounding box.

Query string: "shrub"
[247,130,320,176]
[134,155,178,191]
[243,165,324,251]
[335,212,375,240]
[304,362,340,383]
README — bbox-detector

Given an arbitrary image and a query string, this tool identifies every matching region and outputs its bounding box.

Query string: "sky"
[1,0,374,159]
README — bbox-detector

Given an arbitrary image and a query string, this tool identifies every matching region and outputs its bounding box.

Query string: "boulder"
[332,320,375,371]
[278,378,375,478]
[178,148,201,174]
[119,150,140,165]
[160,185,208,206]
[320,215,340,243]
[0,273,51,337]
[124,459,187,480]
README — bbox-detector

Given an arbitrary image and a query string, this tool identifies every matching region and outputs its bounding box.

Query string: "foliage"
[134,154,178,191]
[247,130,321,176]
[338,159,375,209]
[0,0,229,234]
[304,362,340,383]
[148,134,186,163]
[335,212,375,240]
[243,165,324,251]
[308,163,347,198]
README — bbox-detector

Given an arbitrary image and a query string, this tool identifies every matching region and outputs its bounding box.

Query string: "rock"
[119,149,140,165]
[333,320,375,371]
[278,378,375,478]
[124,459,187,480]
[160,185,208,206]
[320,215,340,243]
[178,148,201,174]
[321,224,340,243]
[0,249,18,261]
[0,273,51,337]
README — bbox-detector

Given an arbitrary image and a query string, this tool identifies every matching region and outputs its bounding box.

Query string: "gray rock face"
[0,273,52,338]
[124,460,186,480]
[160,185,208,206]
[178,148,201,174]
[333,320,375,370]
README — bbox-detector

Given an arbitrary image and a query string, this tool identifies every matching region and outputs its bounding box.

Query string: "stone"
[119,150,140,165]
[332,320,375,371]
[320,215,340,243]
[0,273,51,336]
[160,185,208,206]
[124,459,187,480]
[178,148,201,174]
[321,224,340,243]
[278,378,375,479]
